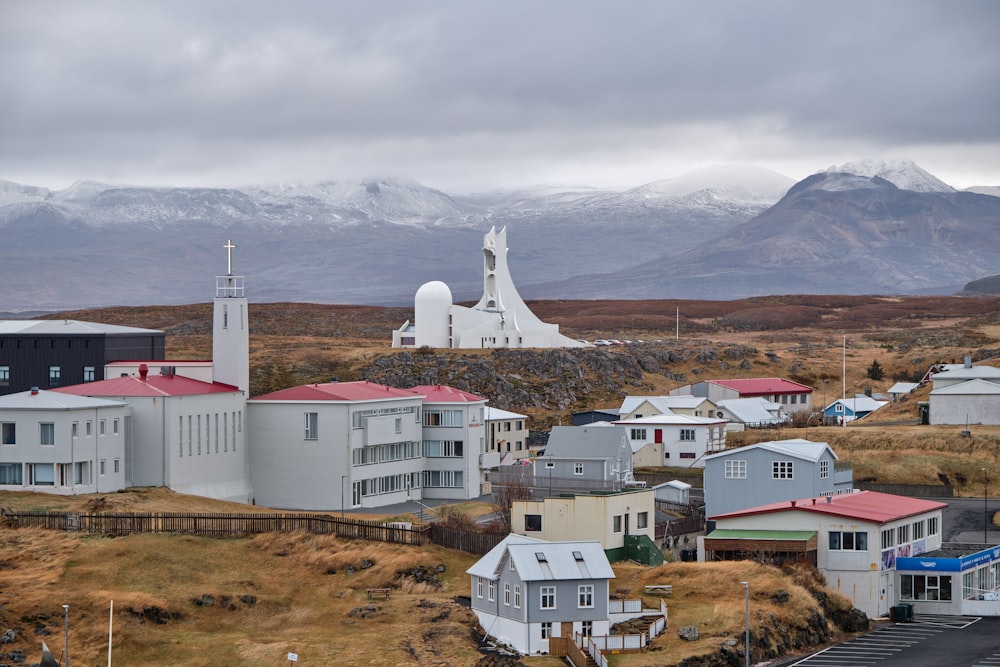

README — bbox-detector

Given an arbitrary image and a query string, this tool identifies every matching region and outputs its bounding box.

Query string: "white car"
[593,339,612,346]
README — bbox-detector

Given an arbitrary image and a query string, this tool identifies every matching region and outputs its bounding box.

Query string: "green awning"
[707,529,817,541]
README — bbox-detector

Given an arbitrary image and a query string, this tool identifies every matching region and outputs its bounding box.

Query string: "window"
[820,460,830,478]
[525,514,542,532]
[29,463,54,485]
[828,531,868,551]
[900,574,951,601]
[0,463,22,484]
[679,428,696,441]
[613,515,622,533]
[488,580,495,602]
[541,622,552,639]
[0,365,8,385]
[897,524,910,544]
[99,419,106,436]
[1,422,15,445]
[72,422,79,438]
[630,428,646,440]
[573,462,584,476]
[83,366,95,382]
[912,521,924,540]
[578,585,594,608]
[928,516,939,536]
[772,461,793,479]
[99,459,106,476]
[679,452,696,459]
[790,394,797,404]
[423,440,464,457]
[881,528,895,550]
[422,470,463,488]
[85,420,92,436]
[305,412,318,440]
[540,586,556,609]
[835,403,844,413]
[39,423,55,445]
[503,582,511,606]
[423,409,462,427]
[581,621,593,638]
[48,366,61,386]
[114,458,120,473]
[637,511,649,529]
[514,585,521,609]
[725,460,747,479]
[476,578,484,598]
[395,417,402,434]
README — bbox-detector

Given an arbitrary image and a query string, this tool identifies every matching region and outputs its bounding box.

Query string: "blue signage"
[897,546,1000,573]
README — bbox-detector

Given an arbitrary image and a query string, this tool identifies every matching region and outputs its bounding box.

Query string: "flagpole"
[107,600,113,667]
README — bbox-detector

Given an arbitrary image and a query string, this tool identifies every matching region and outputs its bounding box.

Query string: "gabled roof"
[466,534,614,582]
[653,480,692,491]
[716,397,784,424]
[484,406,527,420]
[619,396,676,416]
[930,378,1000,395]
[544,425,630,459]
[410,384,485,403]
[252,380,423,402]
[0,389,128,410]
[825,395,888,413]
[705,438,836,463]
[931,366,1000,381]
[615,413,726,427]
[887,382,919,395]
[710,490,946,524]
[710,378,812,396]
[0,319,161,335]
[53,375,237,397]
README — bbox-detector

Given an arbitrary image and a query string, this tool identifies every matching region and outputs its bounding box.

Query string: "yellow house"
[511,489,657,562]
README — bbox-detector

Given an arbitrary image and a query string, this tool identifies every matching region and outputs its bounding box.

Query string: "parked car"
[594,339,612,346]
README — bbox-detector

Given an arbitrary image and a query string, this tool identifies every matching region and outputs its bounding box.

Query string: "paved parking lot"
[783,615,1000,667]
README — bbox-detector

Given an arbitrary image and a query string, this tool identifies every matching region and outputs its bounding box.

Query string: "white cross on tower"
[224,240,236,275]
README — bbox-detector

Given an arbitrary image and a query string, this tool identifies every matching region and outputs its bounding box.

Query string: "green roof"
[707,529,816,541]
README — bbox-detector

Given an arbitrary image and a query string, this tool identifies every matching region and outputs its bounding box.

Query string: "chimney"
[30,387,39,395]
[826,495,833,503]
[812,498,817,505]
[790,500,796,507]
[965,355,973,369]
[139,364,148,381]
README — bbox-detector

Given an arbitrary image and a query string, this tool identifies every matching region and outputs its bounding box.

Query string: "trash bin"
[680,549,697,562]
[900,602,913,622]
[889,605,905,622]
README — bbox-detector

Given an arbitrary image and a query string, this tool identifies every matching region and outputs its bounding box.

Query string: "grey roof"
[0,319,161,335]
[544,425,630,459]
[467,534,614,581]
[887,382,919,395]
[932,366,1000,381]
[705,438,836,463]
[825,395,888,413]
[716,397,784,424]
[484,406,527,420]
[930,378,1000,395]
[0,389,128,410]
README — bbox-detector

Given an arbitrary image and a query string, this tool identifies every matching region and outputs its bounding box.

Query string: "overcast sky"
[2,1,998,193]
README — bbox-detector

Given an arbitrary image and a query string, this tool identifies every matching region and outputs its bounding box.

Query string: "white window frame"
[725,460,747,479]
[304,412,318,440]
[573,462,584,476]
[578,584,594,608]
[772,460,793,479]
[540,586,556,609]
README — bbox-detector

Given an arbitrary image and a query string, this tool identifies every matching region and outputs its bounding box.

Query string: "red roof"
[410,384,485,403]
[253,380,423,402]
[711,377,812,396]
[53,374,237,397]
[711,491,946,524]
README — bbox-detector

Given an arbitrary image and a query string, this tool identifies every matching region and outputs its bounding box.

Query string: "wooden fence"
[1,510,427,545]
[426,524,505,555]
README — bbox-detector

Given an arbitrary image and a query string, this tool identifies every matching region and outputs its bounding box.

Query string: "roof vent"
[160,366,175,377]
[139,364,148,381]
[826,495,833,503]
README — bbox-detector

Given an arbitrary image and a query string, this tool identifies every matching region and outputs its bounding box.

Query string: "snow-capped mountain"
[824,159,955,193]
[0,161,996,310]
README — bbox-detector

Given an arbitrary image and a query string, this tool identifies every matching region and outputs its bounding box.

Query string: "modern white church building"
[392,227,587,349]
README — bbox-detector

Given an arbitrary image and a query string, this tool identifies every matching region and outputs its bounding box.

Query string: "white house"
[411,384,490,499]
[248,381,426,511]
[0,388,130,494]
[391,227,586,349]
[485,406,530,463]
[930,379,1000,425]
[702,491,947,618]
[54,365,251,503]
[467,534,616,655]
[715,397,787,431]
[670,378,813,414]
[614,413,728,468]
[617,395,718,420]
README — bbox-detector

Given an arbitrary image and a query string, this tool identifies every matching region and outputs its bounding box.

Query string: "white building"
[618,395,717,420]
[0,388,130,494]
[928,359,1000,425]
[392,227,586,349]
[485,406,530,463]
[412,384,491,499]
[614,413,728,468]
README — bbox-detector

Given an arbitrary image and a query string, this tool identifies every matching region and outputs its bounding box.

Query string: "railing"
[608,598,642,614]
[1,509,427,545]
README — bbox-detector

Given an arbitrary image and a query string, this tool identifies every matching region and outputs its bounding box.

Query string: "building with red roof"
[669,377,814,414]
[411,385,490,498]
[702,490,947,618]
[54,363,251,502]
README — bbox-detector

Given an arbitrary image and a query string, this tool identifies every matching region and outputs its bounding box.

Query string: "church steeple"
[212,240,249,392]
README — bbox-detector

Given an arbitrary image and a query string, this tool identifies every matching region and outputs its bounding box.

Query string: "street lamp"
[62,604,69,667]
[740,582,749,667]
[983,468,989,544]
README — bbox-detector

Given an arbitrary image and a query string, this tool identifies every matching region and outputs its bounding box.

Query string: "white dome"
[415,280,452,307]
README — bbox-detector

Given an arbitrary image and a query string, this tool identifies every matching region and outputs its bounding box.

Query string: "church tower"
[212,240,249,393]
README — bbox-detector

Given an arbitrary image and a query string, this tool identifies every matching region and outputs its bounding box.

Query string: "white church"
[392,226,587,349]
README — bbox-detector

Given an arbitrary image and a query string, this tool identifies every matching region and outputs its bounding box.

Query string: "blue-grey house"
[821,395,888,424]
[535,425,634,488]
[703,438,853,518]
[466,534,615,655]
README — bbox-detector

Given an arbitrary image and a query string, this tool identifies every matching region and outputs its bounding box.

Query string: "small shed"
[653,480,691,505]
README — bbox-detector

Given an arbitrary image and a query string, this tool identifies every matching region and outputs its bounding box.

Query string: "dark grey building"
[0,320,165,396]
